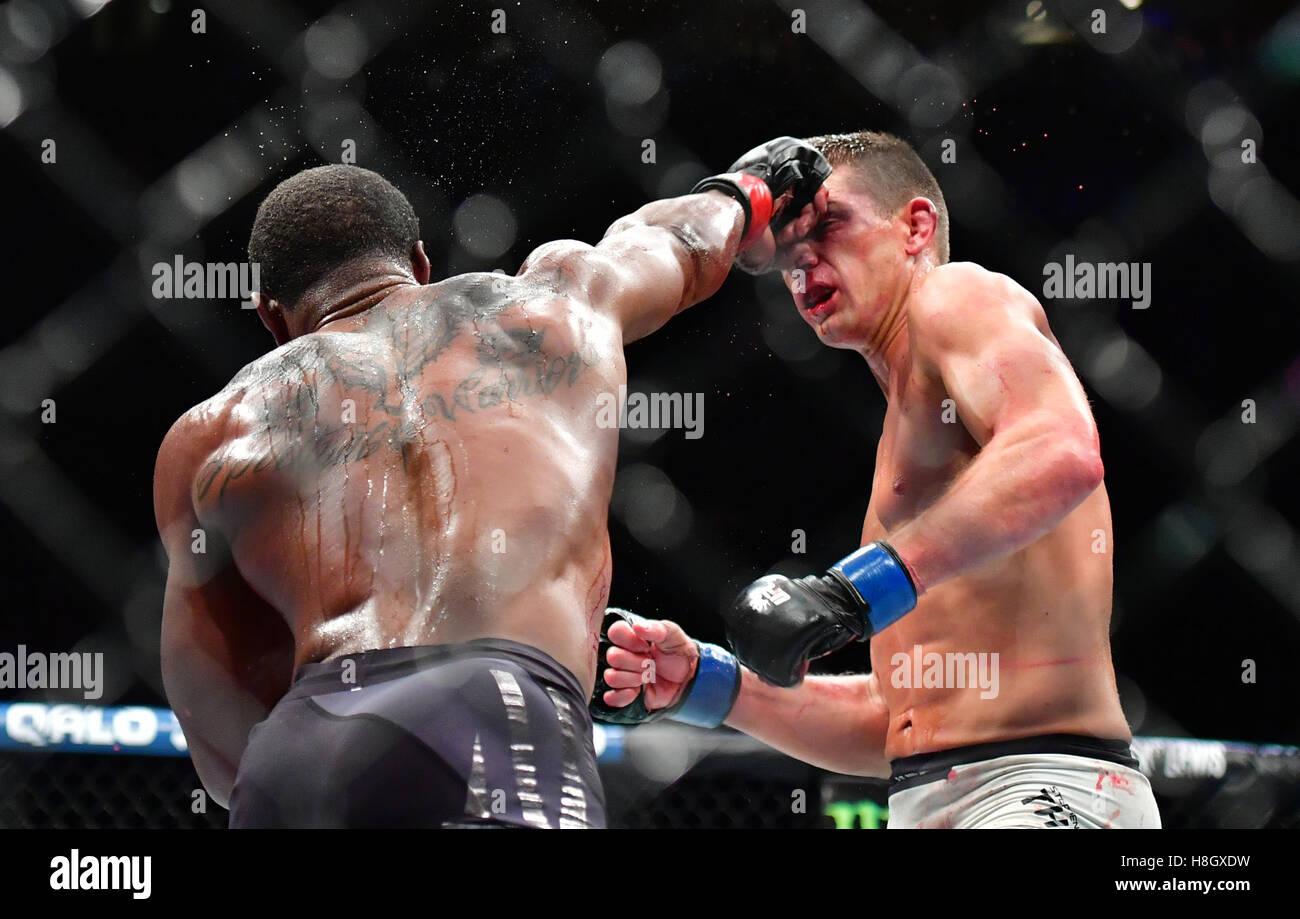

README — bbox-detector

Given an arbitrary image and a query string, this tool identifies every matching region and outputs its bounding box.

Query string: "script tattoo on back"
[195,277,591,505]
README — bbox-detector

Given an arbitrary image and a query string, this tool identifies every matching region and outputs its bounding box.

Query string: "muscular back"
[184,273,623,690]
[155,191,742,803]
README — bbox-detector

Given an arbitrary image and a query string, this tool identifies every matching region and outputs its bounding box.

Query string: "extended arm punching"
[590,611,891,777]
[518,137,832,343]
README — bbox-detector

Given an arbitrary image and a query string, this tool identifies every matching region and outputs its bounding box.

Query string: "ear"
[901,197,938,257]
[253,293,291,346]
[411,240,431,285]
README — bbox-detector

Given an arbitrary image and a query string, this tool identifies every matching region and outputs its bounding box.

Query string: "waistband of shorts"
[889,733,1139,792]
[283,638,587,706]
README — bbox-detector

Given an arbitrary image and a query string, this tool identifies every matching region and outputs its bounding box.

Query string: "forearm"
[599,192,745,340]
[725,669,890,778]
[887,428,1103,594]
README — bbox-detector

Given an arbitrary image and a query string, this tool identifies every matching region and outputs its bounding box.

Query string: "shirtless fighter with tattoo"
[153,144,829,827]
[592,132,1161,829]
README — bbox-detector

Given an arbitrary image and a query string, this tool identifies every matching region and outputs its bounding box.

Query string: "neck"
[861,313,909,396]
[858,257,931,396]
[301,271,416,335]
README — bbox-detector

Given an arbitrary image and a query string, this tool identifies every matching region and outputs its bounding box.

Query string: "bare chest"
[868,376,979,534]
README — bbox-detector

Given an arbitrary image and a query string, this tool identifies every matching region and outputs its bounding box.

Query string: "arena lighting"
[69,0,112,19]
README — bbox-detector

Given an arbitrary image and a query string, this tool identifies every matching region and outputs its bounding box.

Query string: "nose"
[781,241,816,278]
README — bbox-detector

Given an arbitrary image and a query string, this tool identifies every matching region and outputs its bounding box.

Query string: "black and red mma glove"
[691,136,832,252]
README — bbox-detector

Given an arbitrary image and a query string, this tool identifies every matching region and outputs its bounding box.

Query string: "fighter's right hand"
[589,608,740,728]
[691,136,832,274]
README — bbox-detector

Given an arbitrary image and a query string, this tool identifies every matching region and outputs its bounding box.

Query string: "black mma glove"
[722,542,918,688]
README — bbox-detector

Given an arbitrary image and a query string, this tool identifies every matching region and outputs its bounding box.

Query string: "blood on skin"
[998,656,1087,670]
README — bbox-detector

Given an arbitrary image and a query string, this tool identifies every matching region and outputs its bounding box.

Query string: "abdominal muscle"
[865,487,1132,759]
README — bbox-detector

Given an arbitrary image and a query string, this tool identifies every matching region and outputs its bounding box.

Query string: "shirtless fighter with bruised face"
[153,144,828,827]
[592,132,1161,829]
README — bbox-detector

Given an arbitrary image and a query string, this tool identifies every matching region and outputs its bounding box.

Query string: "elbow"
[1047,437,1105,504]
[195,750,237,810]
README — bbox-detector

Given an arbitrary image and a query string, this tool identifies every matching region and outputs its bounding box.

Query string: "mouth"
[802,287,839,323]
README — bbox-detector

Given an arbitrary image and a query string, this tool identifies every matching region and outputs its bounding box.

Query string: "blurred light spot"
[605,91,669,137]
[1119,0,1143,9]
[1206,151,1249,212]
[1083,7,1142,54]
[1224,507,1294,575]
[6,1,55,62]
[613,464,693,550]
[69,0,111,17]
[1260,9,1300,79]
[656,162,705,199]
[1199,104,1253,150]
[1087,335,1162,410]
[597,42,662,106]
[1233,176,1300,262]
[1184,80,1234,136]
[897,62,962,127]
[175,156,225,217]
[37,315,91,376]
[631,732,691,782]
[620,381,669,447]
[304,14,368,80]
[1150,504,1217,571]
[1195,419,1258,486]
[0,347,47,414]
[149,0,171,12]
[453,194,517,260]
[756,272,796,320]
[860,45,906,88]
[820,9,871,59]
[0,66,26,128]
[762,315,820,363]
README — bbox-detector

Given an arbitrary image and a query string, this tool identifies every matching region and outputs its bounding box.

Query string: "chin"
[813,319,859,351]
